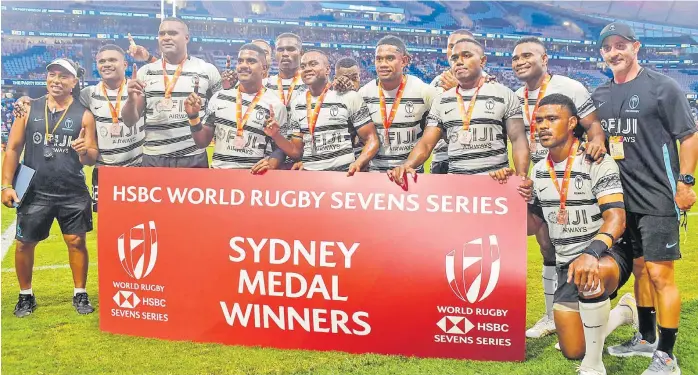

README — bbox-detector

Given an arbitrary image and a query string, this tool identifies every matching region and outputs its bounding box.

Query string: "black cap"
[598,22,637,45]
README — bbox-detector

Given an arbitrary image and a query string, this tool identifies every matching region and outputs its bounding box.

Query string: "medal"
[458,129,473,145]
[609,136,625,160]
[545,139,579,226]
[378,76,407,152]
[43,144,54,159]
[101,81,125,134]
[234,86,266,151]
[110,122,121,136]
[278,74,300,106]
[161,55,186,112]
[43,98,71,158]
[524,74,551,156]
[529,141,537,154]
[234,135,246,149]
[306,84,330,155]
[456,78,485,144]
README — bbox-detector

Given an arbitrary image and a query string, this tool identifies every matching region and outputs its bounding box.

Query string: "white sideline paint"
[1,263,98,273]
[1,219,17,260]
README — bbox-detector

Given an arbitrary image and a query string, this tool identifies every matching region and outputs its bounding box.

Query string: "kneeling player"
[498,94,633,374]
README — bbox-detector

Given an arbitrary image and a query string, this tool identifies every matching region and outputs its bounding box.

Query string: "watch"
[678,174,695,186]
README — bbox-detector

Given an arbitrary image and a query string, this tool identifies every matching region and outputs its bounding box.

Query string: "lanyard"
[306,85,331,135]
[524,74,551,144]
[235,87,266,136]
[455,77,485,131]
[45,99,71,137]
[162,55,187,99]
[100,81,125,124]
[545,139,580,213]
[278,73,300,106]
[378,75,407,132]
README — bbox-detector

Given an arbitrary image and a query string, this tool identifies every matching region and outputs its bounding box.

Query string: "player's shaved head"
[303,50,329,65]
[453,38,484,56]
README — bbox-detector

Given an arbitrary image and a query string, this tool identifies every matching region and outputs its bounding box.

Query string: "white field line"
[1,219,17,260]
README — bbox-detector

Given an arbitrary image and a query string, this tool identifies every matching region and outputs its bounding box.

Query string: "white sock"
[543,265,557,318]
[20,288,33,295]
[604,302,631,338]
[74,288,87,296]
[579,298,611,371]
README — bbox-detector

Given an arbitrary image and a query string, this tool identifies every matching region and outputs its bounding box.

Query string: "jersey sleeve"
[136,64,149,82]
[590,155,624,199]
[274,100,290,137]
[345,91,372,130]
[657,76,698,140]
[570,80,596,119]
[79,86,92,108]
[202,91,219,128]
[503,86,523,120]
[287,98,302,136]
[422,84,439,110]
[425,93,445,131]
[207,64,223,98]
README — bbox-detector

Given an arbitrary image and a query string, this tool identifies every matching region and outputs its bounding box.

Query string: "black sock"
[657,326,678,358]
[637,306,657,343]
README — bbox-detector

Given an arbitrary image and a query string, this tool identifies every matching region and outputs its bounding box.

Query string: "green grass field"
[1,152,697,375]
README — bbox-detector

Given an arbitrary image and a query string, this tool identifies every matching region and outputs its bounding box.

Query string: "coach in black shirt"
[1,59,98,318]
[592,23,697,374]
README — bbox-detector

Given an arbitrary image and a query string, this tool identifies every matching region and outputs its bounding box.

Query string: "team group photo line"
[1,12,697,375]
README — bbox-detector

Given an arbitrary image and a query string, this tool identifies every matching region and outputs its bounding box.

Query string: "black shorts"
[430,160,449,174]
[624,212,681,262]
[142,152,209,168]
[554,243,634,304]
[16,198,93,243]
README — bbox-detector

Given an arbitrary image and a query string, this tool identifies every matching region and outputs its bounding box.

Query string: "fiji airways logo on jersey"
[600,118,637,142]
[32,131,75,152]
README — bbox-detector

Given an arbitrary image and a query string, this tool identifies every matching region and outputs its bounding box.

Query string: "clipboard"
[12,164,36,208]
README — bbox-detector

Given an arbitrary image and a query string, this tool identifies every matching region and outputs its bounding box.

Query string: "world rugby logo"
[117,221,158,280]
[445,235,501,303]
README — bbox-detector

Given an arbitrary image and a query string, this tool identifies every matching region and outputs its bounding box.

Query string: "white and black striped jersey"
[204,88,288,169]
[80,82,144,166]
[359,75,438,172]
[426,82,522,175]
[531,154,623,265]
[288,90,372,171]
[515,75,595,164]
[137,56,222,158]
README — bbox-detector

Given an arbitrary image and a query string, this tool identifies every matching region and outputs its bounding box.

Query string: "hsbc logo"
[437,316,474,335]
[445,235,501,304]
[117,221,158,280]
[113,290,141,309]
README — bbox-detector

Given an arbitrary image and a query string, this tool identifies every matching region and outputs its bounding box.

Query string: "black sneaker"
[73,292,95,315]
[14,294,37,318]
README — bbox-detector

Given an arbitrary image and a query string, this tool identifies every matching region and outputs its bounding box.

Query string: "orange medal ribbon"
[161,55,187,99]
[306,84,331,136]
[236,87,266,137]
[278,73,300,106]
[524,74,551,152]
[545,139,579,225]
[378,76,407,146]
[101,81,125,124]
[455,77,485,131]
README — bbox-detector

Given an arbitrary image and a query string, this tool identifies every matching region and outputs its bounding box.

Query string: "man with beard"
[388,38,528,185]
[2,59,98,317]
[122,18,222,168]
[185,44,288,173]
[511,36,625,340]
[593,22,697,375]
[359,35,438,173]
[285,50,378,173]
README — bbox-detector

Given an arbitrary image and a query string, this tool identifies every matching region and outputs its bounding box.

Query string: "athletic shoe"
[641,350,681,375]
[14,294,37,318]
[73,292,95,315]
[555,341,561,351]
[607,332,657,358]
[616,292,639,328]
[576,365,607,375]
[526,314,556,338]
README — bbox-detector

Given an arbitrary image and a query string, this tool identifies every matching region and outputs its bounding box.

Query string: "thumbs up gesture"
[127,63,146,100]
[221,55,238,90]
[71,128,88,155]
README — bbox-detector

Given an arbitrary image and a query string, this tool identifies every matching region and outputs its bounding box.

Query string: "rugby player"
[334,56,365,160]
[184,44,288,173]
[123,17,222,168]
[593,22,697,375]
[511,36,614,339]
[388,37,528,185]
[359,35,438,173]
[2,59,98,317]
[285,50,378,174]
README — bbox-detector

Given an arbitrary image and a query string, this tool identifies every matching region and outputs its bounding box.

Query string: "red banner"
[98,168,527,361]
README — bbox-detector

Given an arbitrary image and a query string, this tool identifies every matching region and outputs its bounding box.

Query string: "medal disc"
[458,130,472,145]
[160,98,173,111]
[110,122,121,137]
[43,145,54,159]
[234,136,245,149]
[556,209,568,225]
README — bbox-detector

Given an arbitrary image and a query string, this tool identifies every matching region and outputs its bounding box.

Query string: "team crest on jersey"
[405,101,414,114]
[629,95,639,110]
[99,126,109,138]
[63,118,74,130]
[330,105,339,117]
[548,211,559,224]
[485,98,496,114]
[574,175,584,190]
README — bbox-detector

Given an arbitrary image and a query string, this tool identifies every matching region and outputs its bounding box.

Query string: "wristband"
[190,122,203,132]
[582,239,608,259]
[1,185,13,191]
[188,113,200,120]
[596,232,615,244]
[188,117,201,125]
